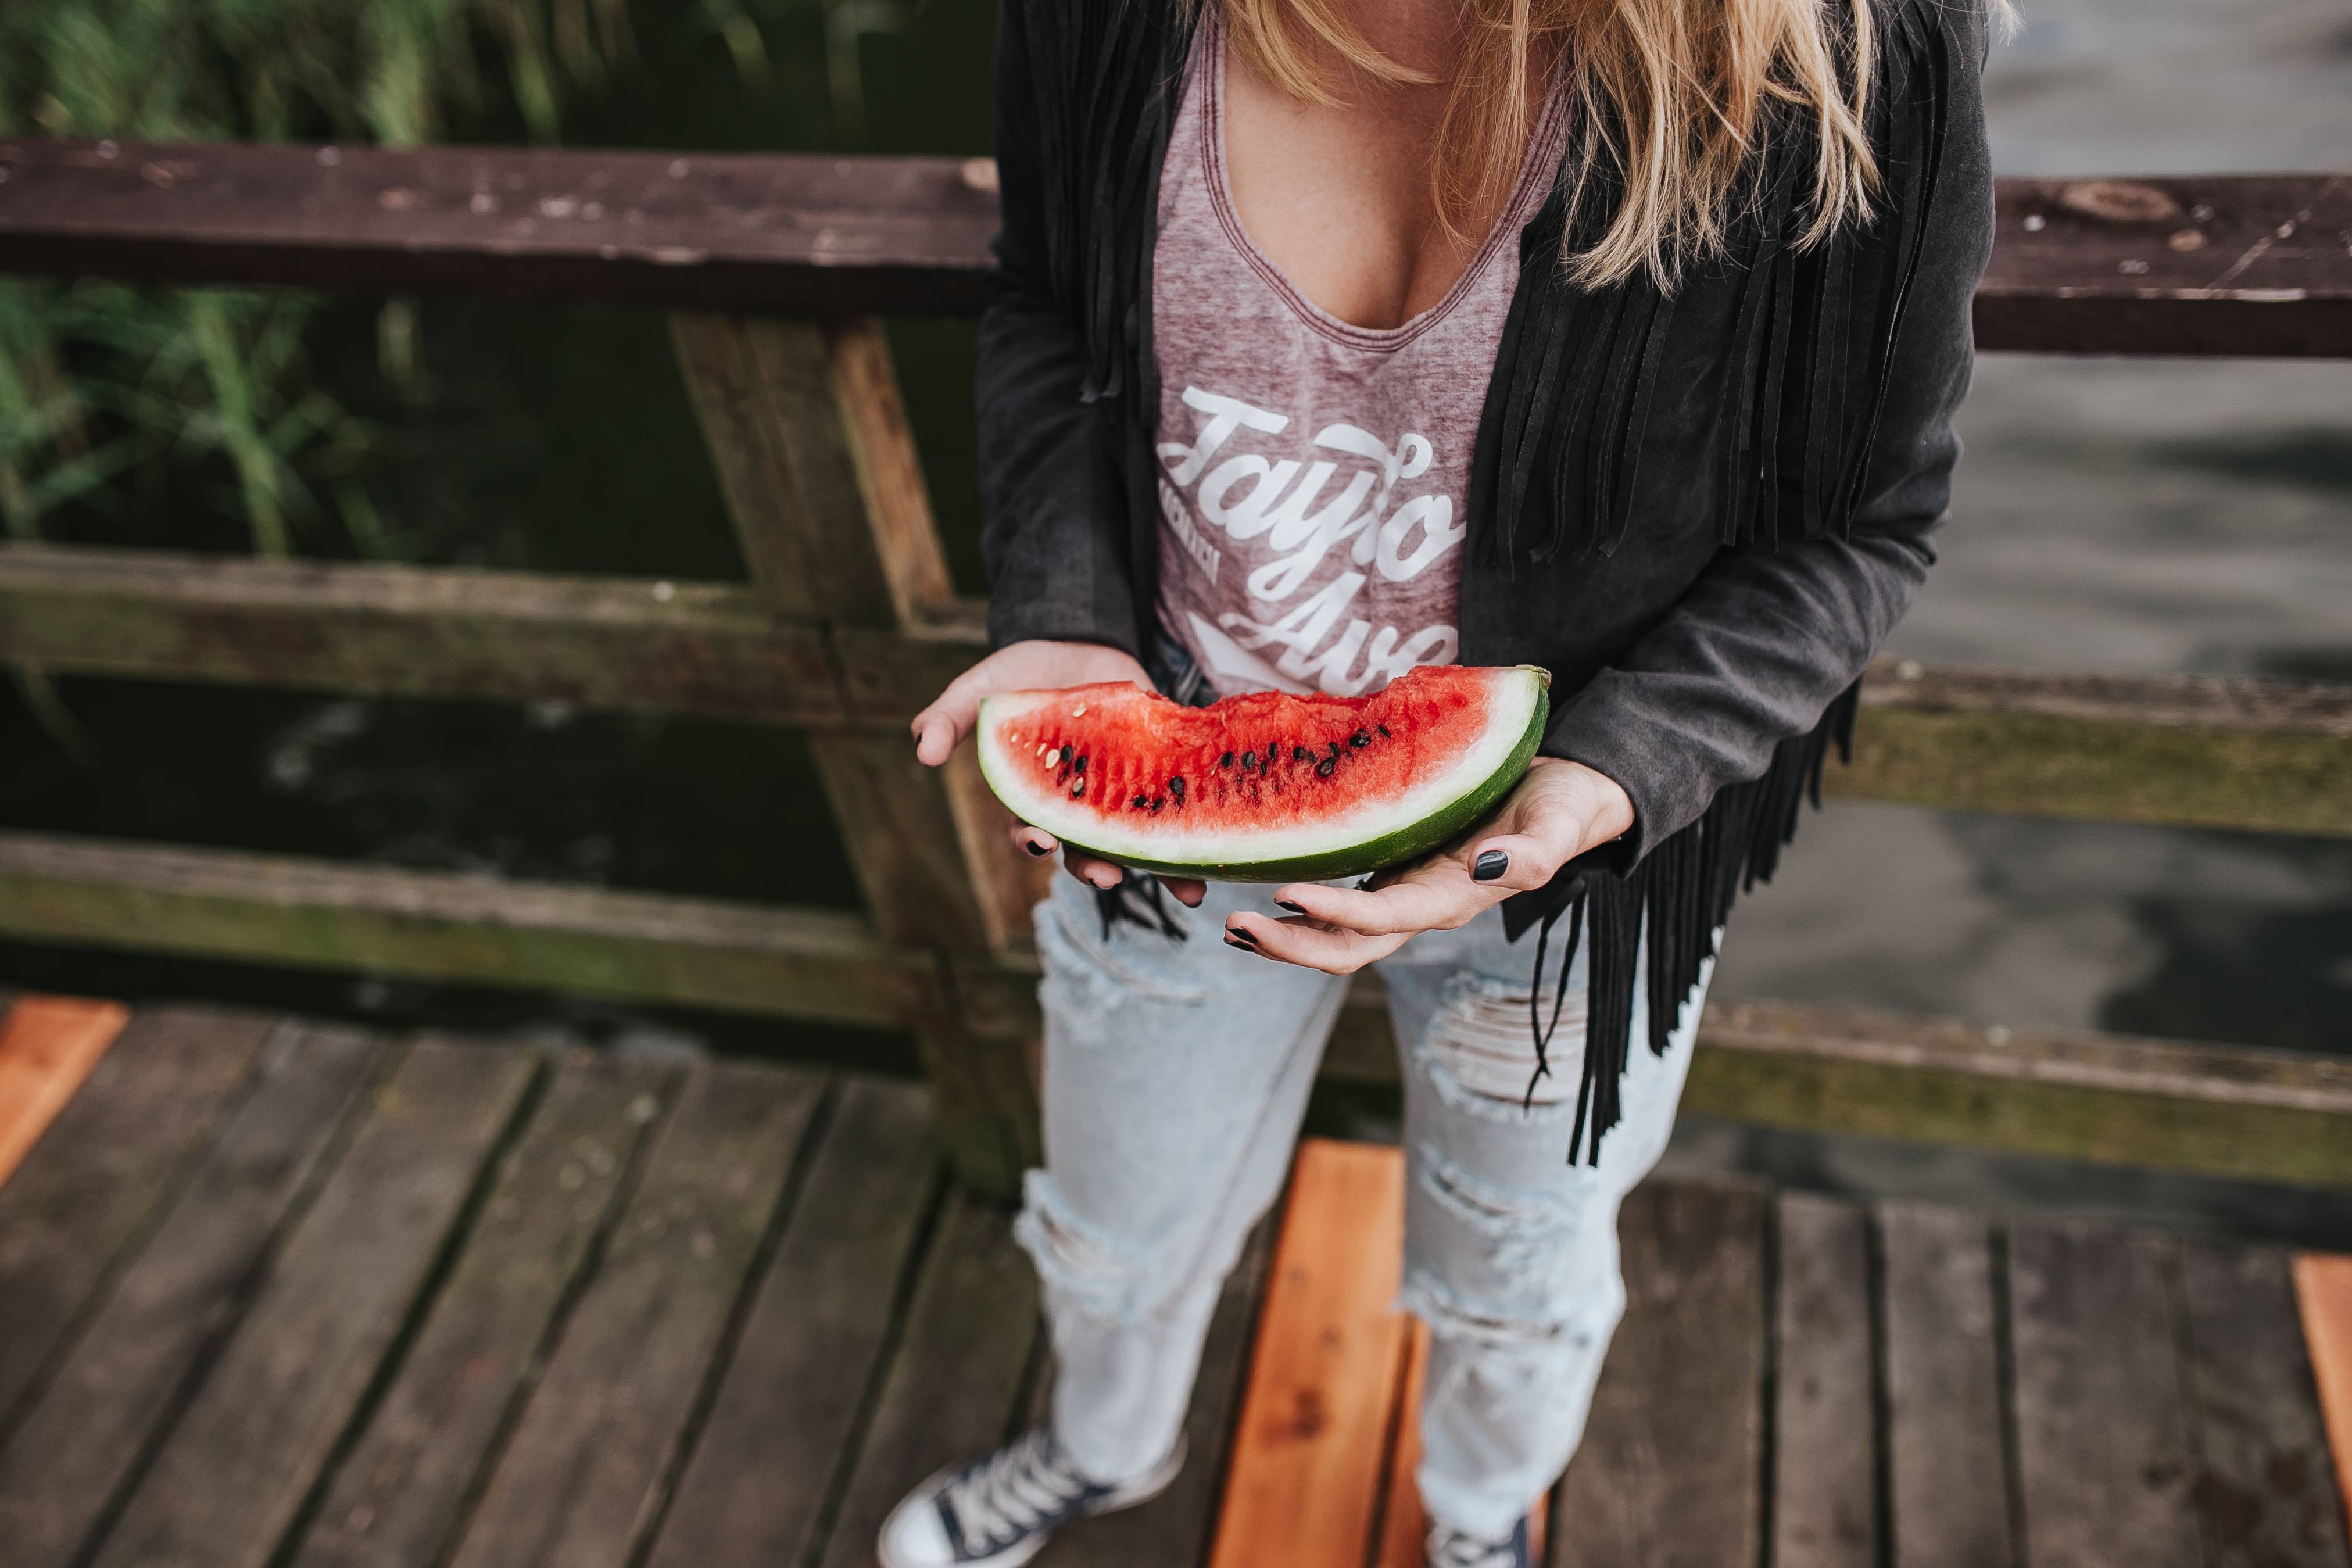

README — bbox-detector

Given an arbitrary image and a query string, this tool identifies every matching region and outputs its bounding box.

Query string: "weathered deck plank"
[1878,1203,2017,1568]
[1773,1193,1880,1568]
[0,1005,277,1438]
[0,1023,384,1568]
[1550,1179,1770,1568]
[643,1076,940,1568]
[817,1186,1044,1568]
[2178,1243,2352,1568]
[6,996,2350,1568]
[290,1051,680,1568]
[2010,1224,2203,1568]
[86,1036,536,1568]
[443,1061,826,1568]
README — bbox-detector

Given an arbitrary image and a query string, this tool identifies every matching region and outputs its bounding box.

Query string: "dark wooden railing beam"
[1974,174,2352,357]
[1,141,2344,353]
[0,139,1001,315]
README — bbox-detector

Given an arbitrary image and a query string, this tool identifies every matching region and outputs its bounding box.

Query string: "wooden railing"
[2,138,2349,1197]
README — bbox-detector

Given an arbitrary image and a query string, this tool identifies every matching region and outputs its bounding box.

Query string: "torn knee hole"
[1014,1173,1148,1315]
[1418,973,1587,1112]
[1402,1268,1613,1351]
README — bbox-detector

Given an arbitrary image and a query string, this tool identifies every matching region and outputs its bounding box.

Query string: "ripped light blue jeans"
[1015,868,1709,1541]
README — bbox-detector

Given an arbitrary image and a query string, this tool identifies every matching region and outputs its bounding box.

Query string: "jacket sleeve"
[1547,9,1994,864]
[973,0,1143,658]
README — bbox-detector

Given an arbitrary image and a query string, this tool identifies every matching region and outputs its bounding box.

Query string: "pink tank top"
[1151,14,1568,699]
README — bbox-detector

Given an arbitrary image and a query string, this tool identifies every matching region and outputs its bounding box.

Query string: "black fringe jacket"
[976,0,1996,1159]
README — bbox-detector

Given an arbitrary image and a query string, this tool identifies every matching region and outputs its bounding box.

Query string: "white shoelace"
[940,1430,1096,1556]
[1427,1524,1522,1568]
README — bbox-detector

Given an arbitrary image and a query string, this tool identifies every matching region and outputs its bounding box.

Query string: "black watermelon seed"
[1132,794,1148,809]
[1293,746,1311,762]
[1220,751,1234,768]
[1327,741,1342,757]
[1170,778,1186,801]
[1241,750,1256,770]
[1377,724,1391,738]
[1150,799,1164,813]
[1073,754,1086,773]
[1350,730,1369,747]
[1315,757,1337,778]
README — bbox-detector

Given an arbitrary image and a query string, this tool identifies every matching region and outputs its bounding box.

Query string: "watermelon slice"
[975,665,1550,882]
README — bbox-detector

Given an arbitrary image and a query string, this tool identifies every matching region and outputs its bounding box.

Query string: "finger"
[1157,875,1208,907]
[1061,849,1128,891]
[1276,867,1485,938]
[1459,829,1570,893]
[1007,823,1059,860]
[1226,911,1407,973]
[910,668,988,767]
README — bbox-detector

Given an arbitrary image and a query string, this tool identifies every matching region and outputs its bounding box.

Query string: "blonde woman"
[885,0,1993,1560]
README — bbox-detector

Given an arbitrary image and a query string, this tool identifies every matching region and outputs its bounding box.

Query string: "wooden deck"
[1,994,2347,1568]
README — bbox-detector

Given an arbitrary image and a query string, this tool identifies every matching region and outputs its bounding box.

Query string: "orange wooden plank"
[2296,1251,2352,1551]
[0,995,133,1190]
[1209,1138,1413,1568]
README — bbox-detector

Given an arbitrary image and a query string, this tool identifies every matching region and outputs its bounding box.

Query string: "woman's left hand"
[1225,758,1635,973]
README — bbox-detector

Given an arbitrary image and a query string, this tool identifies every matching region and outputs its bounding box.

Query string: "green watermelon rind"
[1013,672,1551,885]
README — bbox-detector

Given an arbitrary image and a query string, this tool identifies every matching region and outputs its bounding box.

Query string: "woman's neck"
[1218,1,1535,331]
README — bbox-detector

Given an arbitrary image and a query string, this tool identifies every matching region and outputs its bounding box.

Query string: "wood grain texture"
[1878,1203,2014,1568]
[0,830,937,1031]
[1687,999,2352,1189]
[811,730,992,953]
[0,1024,385,1568]
[289,1051,679,1568]
[672,306,1039,1192]
[1975,175,2352,356]
[0,994,131,1188]
[443,1061,825,1568]
[1551,1178,1769,1568]
[1040,1218,1279,1568]
[2177,1243,2351,1568]
[2298,1254,2352,1557]
[0,543,842,727]
[87,1034,535,1568]
[1209,1139,1413,1568]
[0,1005,277,1437]
[3,142,2342,354]
[1773,1193,1879,1568]
[642,1076,939,1568]
[0,139,1000,313]
[817,1185,1044,1568]
[2009,1223,2203,1568]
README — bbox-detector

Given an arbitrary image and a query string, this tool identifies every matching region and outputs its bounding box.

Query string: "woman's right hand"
[910,639,1208,906]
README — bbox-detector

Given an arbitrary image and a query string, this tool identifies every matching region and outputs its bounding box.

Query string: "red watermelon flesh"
[974,664,1549,882]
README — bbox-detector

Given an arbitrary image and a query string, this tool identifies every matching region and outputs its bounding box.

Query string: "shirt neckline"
[1198,9,1568,354]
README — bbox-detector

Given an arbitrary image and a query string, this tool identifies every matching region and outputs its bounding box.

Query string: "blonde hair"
[1213,0,1885,290]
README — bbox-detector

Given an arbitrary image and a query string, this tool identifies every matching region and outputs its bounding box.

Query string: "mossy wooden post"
[670,311,1043,1199]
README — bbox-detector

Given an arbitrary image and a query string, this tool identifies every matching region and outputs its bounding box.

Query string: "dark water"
[1,0,2346,1236]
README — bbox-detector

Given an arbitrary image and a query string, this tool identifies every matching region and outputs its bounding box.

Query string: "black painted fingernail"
[1276,899,1305,914]
[1225,928,1258,950]
[1473,850,1510,882]
[1024,839,1050,857]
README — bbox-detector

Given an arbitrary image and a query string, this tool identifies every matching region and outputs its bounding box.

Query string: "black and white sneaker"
[1427,1517,1533,1568]
[876,1427,1184,1567]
